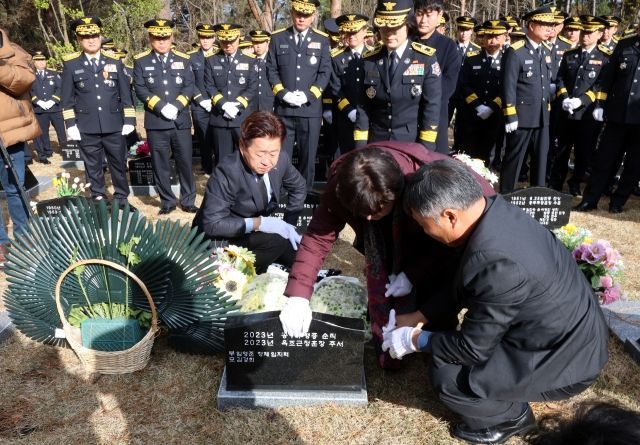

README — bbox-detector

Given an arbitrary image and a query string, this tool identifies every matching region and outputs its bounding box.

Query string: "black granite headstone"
[503,187,571,229]
[272,190,321,233]
[224,311,365,391]
[128,156,178,186]
[61,141,82,161]
[36,196,77,217]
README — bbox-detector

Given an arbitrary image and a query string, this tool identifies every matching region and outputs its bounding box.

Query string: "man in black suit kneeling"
[193,111,307,273]
[384,158,608,444]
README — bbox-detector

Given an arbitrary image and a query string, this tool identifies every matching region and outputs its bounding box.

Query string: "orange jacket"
[0,28,41,147]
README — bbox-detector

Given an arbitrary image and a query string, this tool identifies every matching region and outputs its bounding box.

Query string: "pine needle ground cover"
[0,146,638,444]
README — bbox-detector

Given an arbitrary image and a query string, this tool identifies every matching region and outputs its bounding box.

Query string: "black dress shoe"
[609,204,624,214]
[158,206,176,215]
[180,205,199,213]
[451,405,536,444]
[633,185,640,196]
[574,201,597,212]
[37,158,51,165]
[116,202,138,213]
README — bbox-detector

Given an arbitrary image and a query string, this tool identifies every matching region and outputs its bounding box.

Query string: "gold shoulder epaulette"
[331,46,345,58]
[241,49,256,58]
[272,28,287,35]
[558,35,572,45]
[466,50,480,58]
[125,63,133,69]
[598,44,613,56]
[172,49,189,59]
[62,52,80,62]
[612,35,619,42]
[411,41,436,57]
[313,28,329,37]
[205,49,218,58]
[363,43,383,58]
[187,49,199,54]
[134,49,152,60]
[542,41,552,51]
[620,33,636,41]
[470,41,481,49]
[510,40,525,50]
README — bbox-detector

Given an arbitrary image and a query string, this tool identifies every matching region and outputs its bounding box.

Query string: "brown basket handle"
[55,259,158,330]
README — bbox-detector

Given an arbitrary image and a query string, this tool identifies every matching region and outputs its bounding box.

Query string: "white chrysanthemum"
[216,268,248,301]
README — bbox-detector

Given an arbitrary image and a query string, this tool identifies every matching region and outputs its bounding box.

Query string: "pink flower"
[599,275,613,289]
[599,285,621,305]
[603,246,621,269]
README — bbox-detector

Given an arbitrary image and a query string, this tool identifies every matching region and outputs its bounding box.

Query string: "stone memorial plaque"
[272,190,321,233]
[128,156,178,186]
[35,196,77,217]
[601,300,640,365]
[61,141,82,161]
[504,187,571,229]
[224,311,365,391]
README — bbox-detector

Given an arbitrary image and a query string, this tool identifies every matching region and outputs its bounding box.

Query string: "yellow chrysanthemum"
[584,237,593,244]
[563,224,577,235]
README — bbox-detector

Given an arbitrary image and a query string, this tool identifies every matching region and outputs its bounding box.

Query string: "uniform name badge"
[176,76,182,84]
[366,85,376,98]
[411,84,422,97]
[310,55,317,65]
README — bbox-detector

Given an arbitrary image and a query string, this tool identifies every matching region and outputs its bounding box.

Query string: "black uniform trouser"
[429,362,596,430]
[583,122,640,208]
[282,116,321,189]
[500,126,549,194]
[34,112,66,159]
[79,131,129,202]
[549,118,603,190]
[435,105,450,154]
[232,231,296,274]
[465,113,503,166]
[334,114,355,154]
[192,109,213,173]
[147,128,195,208]
[211,126,240,166]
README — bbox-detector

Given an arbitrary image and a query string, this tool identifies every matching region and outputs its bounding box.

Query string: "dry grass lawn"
[0,132,639,444]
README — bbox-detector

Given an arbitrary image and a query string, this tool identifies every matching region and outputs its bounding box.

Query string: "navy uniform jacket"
[457,41,482,63]
[548,35,574,82]
[355,41,442,149]
[188,48,213,114]
[192,150,307,239]
[429,195,608,401]
[204,49,257,128]
[458,49,504,117]
[133,49,194,130]
[421,32,462,103]
[31,69,62,114]
[328,45,368,118]
[596,34,640,125]
[61,51,135,134]
[601,37,618,52]
[501,38,552,128]
[266,27,332,118]
[556,44,611,121]
[255,55,275,111]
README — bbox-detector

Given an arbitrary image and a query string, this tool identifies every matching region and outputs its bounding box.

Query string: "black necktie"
[297,33,304,49]
[91,58,98,73]
[487,55,493,66]
[257,175,269,208]
[226,55,233,65]
[388,51,397,80]
[580,51,587,64]
[158,54,165,67]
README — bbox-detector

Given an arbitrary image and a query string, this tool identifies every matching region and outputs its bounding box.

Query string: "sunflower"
[215,268,249,301]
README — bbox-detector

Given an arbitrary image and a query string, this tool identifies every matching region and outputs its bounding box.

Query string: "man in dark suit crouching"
[384,158,608,444]
[193,111,306,273]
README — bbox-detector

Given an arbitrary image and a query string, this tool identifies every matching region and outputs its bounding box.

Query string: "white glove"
[475,104,494,120]
[36,100,47,109]
[384,271,413,297]
[382,310,420,359]
[283,92,299,107]
[563,97,582,113]
[592,107,604,122]
[44,100,56,109]
[221,102,240,119]
[199,100,212,112]
[561,97,573,111]
[292,91,308,106]
[279,296,313,338]
[259,216,302,250]
[549,83,557,96]
[160,103,178,120]
[66,125,81,141]
[322,110,333,124]
[121,124,135,136]
[347,109,357,123]
[505,121,518,133]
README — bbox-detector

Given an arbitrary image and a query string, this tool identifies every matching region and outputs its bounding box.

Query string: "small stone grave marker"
[504,187,571,229]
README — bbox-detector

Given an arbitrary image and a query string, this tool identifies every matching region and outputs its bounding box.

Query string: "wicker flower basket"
[55,259,159,374]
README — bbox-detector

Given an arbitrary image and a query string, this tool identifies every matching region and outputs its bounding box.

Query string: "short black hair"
[414,0,444,12]
[334,147,404,217]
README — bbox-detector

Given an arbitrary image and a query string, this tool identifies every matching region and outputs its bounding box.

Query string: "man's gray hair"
[403,159,483,219]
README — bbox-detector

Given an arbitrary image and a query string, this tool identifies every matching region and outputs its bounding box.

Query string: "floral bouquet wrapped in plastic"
[453,153,499,185]
[211,246,256,301]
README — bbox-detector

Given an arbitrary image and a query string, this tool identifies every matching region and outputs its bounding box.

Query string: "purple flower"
[599,285,621,305]
[584,240,610,264]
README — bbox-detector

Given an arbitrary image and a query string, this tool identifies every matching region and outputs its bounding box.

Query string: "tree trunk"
[330,0,341,17]
[460,0,466,15]
[57,0,69,45]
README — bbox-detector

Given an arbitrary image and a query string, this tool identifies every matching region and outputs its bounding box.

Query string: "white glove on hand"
[549,83,557,96]
[199,100,212,112]
[44,100,56,109]
[384,272,413,297]
[347,109,357,123]
[259,216,302,250]
[561,97,573,111]
[475,104,494,120]
[322,110,333,124]
[283,91,299,107]
[36,100,47,109]
[121,124,135,136]
[382,310,420,359]
[279,296,312,338]
[66,125,81,141]
[505,121,518,133]
[160,103,178,120]
[221,102,240,119]
[293,91,308,106]
[567,97,582,112]
[592,107,604,122]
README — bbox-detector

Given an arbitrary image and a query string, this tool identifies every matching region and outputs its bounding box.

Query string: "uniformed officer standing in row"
[30,51,65,164]
[250,30,275,112]
[205,23,257,162]
[575,29,640,214]
[133,19,197,215]
[327,14,370,154]
[500,5,554,193]
[549,16,611,197]
[563,16,583,47]
[600,15,621,51]
[266,0,332,189]
[455,15,481,61]
[355,0,441,150]
[61,17,136,210]
[189,23,215,174]
[457,20,509,165]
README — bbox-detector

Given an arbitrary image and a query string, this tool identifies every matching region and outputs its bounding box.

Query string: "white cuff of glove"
[199,100,212,112]
[384,271,413,297]
[283,92,298,106]
[592,107,604,122]
[347,109,357,123]
[66,125,81,141]
[505,121,518,133]
[279,296,312,338]
[382,325,420,359]
[121,124,135,136]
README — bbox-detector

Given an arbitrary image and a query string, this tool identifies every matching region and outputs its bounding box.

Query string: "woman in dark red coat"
[279,140,495,368]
